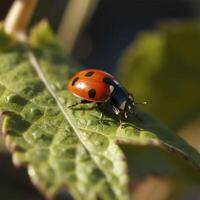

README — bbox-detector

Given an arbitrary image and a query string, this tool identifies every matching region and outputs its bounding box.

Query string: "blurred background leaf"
[122,145,200,199]
[118,22,200,131]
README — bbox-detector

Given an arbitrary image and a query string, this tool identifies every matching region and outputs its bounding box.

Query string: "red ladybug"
[67,69,141,122]
[67,69,113,102]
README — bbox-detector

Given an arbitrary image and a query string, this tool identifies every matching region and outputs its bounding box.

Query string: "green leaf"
[30,19,61,50]
[1,21,200,200]
[0,23,15,51]
[118,21,200,129]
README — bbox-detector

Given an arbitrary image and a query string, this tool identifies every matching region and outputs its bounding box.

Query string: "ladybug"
[67,69,143,123]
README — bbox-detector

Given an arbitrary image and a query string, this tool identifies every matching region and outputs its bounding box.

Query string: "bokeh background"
[1,0,200,199]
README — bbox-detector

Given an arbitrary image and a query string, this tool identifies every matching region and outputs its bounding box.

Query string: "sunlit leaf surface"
[0,21,200,200]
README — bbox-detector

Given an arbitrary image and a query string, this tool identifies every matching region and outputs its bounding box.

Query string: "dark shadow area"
[0,153,44,200]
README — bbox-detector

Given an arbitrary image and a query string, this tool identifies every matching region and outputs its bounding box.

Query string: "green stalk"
[58,0,99,54]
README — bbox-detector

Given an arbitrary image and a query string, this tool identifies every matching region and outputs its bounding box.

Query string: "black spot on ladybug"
[85,71,95,77]
[72,77,79,86]
[88,89,96,98]
[103,77,115,85]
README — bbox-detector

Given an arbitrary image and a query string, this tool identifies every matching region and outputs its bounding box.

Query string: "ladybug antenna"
[135,101,147,105]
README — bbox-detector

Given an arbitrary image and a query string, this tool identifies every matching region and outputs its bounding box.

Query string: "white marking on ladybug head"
[113,80,120,85]
[119,100,126,110]
[109,85,114,93]
[129,94,134,101]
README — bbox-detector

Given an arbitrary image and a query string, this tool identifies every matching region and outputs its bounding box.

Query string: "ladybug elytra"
[67,69,141,123]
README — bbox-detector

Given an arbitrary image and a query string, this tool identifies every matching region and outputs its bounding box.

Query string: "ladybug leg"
[96,103,105,124]
[112,106,120,116]
[99,112,104,124]
[112,106,125,127]
[68,100,90,108]
[119,114,127,127]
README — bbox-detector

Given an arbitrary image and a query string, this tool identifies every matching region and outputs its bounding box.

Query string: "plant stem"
[58,0,99,54]
[0,112,6,152]
[4,0,38,39]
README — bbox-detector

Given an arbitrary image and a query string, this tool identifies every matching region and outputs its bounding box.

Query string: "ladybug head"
[125,98,135,114]
[125,95,147,117]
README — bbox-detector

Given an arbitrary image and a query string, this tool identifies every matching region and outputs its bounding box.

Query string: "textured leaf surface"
[118,22,200,129]
[1,21,200,200]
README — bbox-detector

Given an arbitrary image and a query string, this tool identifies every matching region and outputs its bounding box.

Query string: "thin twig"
[58,0,99,54]
[0,112,7,153]
[4,0,38,41]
